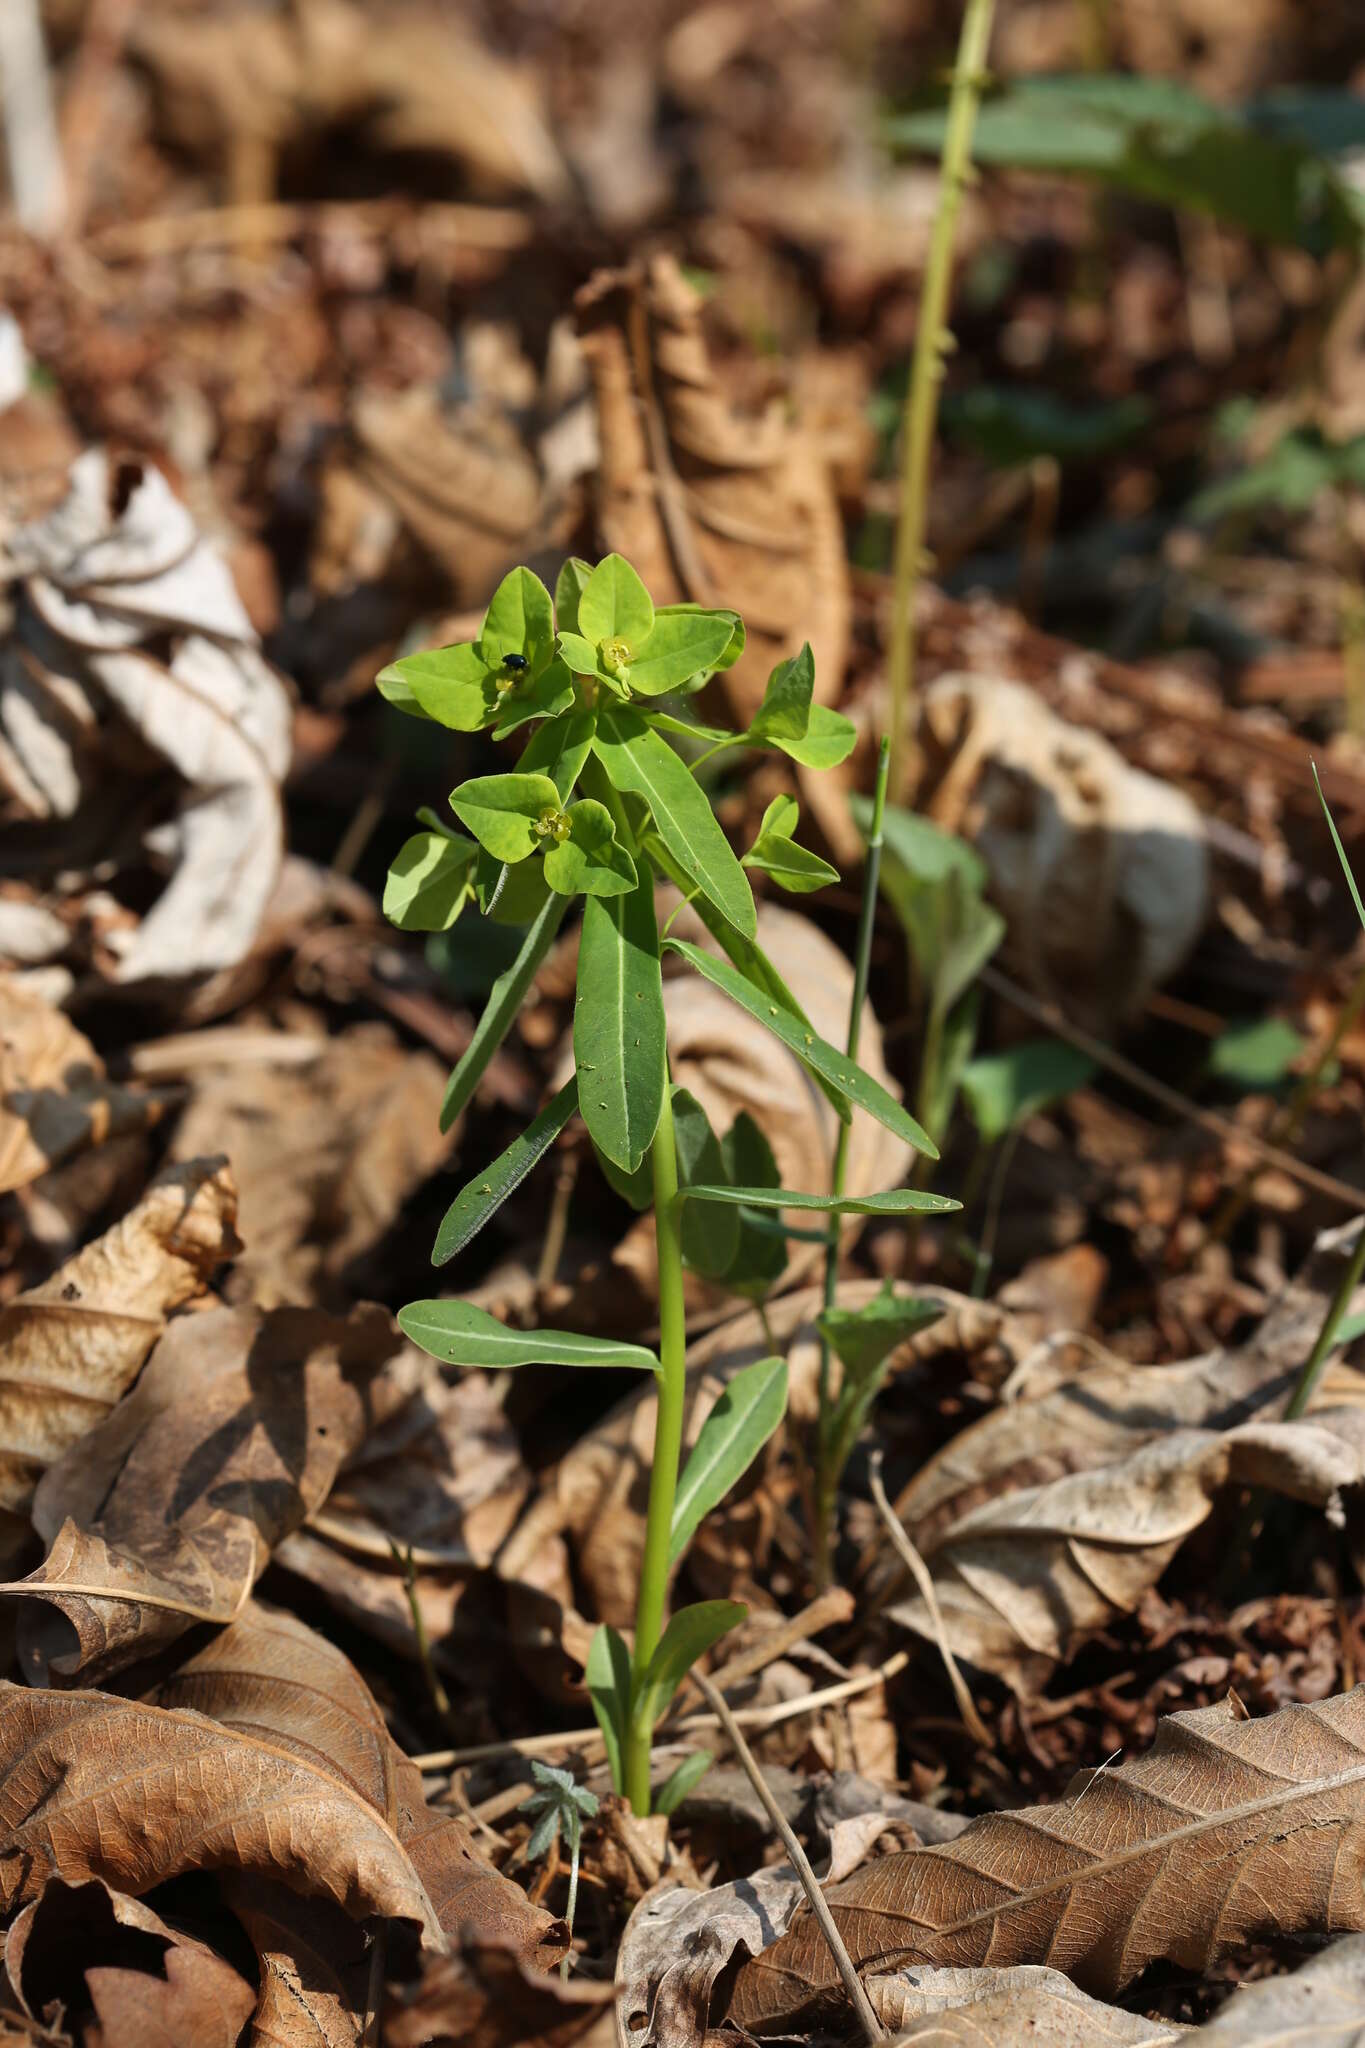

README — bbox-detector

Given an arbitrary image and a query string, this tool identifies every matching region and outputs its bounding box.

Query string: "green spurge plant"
[378,554,955,1814]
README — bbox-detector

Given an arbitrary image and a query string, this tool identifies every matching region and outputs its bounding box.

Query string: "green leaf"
[577,553,655,647]
[431,1078,578,1266]
[771,703,857,770]
[381,641,496,732]
[634,1600,746,1737]
[481,566,555,671]
[817,1282,943,1484]
[397,1299,658,1373]
[627,611,738,696]
[474,849,552,926]
[595,1138,653,1211]
[742,797,839,894]
[653,604,744,674]
[1313,760,1365,935]
[586,1624,632,1797]
[516,709,596,802]
[669,1356,788,1564]
[673,1088,740,1280]
[439,889,569,1132]
[683,1184,959,1216]
[643,709,736,745]
[490,657,576,739]
[961,1038,1099,1144]
[944,386,1151,468]
[574,867,667,1172]
[720,1112,786,1295]
[450,772,563,863]
[594,707,756,939]
[663,939,939,1159]
[543,799,637,898]
[376,665,433,720]
[1205,1015,1305,1091]
[749,644,816,745]
[654,1750,714,1816]
[642,830,849,1125]
[383,830,476,932]
[555,557,594,636]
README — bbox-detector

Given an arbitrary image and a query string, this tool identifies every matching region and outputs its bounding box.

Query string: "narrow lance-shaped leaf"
[431,1078,578,1267]
[818,1284,944,1479]
[438,889,569,1132]
[720,1111,787,1296]
[655,1751,714,1816]
[594,707,756,940]
[673,1088,739,1280]
[633,1600,746,1737]
[398,1300,658,1373]
[683,1184,959,1216]
[586,1624,632,1797]
[663,939,939,1159]
[670,1356,788,1565]
[574,868,667,1173]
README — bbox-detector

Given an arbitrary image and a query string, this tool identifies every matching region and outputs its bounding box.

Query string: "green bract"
[377,554,960,1818]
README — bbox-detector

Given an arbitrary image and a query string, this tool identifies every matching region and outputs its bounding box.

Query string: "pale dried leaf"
[0,1158,238,1519]
[576,255,849,727]
[618,1866,807,2048]
[1188,1931,1365,2043]
[726,1688,1365,2029]
[222,1877,368,2048]
[11,1302,420,1684]
[0,978,171,1194]
[917,673,1208,1030]
[889,1409,1365,1694]
[879,1964,1171,2042]
[5,1876,256,2048]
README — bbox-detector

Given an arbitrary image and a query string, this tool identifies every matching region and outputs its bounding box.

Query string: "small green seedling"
[379,554,957,1814]
[958,1036,1096,1294]
[519,1761,598,1977]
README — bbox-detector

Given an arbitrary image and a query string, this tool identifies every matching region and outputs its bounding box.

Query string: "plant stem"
[814,737,891,1589]
[886,0,996,797]
[561,1820,581,1982]
[1284,1220,1365,1421]
[625,1081,688,1815]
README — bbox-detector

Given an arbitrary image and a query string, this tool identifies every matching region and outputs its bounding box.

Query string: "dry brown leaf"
[2,451,292,987]
[618,1864,809,2048]
[888,1221,1365,1558]
[0,1159,238,1532]
[877,1964,1170,2042]
[889,1409,1365,1695]
[148,1602,562,1964]
[726,1687,1365,2031]
[221,1876,369,2048]
[9,1301,420,1685]
[5,1875,255,2048]
[350,388,542,604]
[169,1023,451,1309]
[1181,1931,1365,2043]
[384,1937,613,2048]
[0,979,172,1195]
[276,1360,528,1668]
[576,255,849,728]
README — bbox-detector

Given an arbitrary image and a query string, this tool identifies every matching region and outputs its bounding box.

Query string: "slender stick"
[868,1451,990,1746]
[814,737,892,1588]
[885,0,996,796]
[691,1669,884,2046]
[1284,1221,1365,1421]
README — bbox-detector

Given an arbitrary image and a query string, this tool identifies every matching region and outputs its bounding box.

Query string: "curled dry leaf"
[9,1301,421,1685]
[221,1876,371,2048]
[277,1360,528,1669]
[350,387,543,605]
[5,1875,256,2048]
[889,1409,1365,1696]
[726,1688,1365,2031]
[148,1603,562,1964]
[915,673,1209,1031]
[576,254,849,727]
[1,449,292,987]
[877,1964,1170,2043]
[170,1022,451,1309]
[610,900,912,1313]
[886,1222,1365,1560]
[0,978,173,1195]
[0,1158,238,1543]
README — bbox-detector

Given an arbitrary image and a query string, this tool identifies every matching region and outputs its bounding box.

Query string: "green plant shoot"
[378,554,956,1814]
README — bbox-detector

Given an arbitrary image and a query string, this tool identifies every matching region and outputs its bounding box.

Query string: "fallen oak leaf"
[0,1158,239,1532]
[221,1877,371,2048]
[887,1407,1365,1697]
[5,1875,255,2048]
[7,1301,421,1685]
[725,1686,1365,2030]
